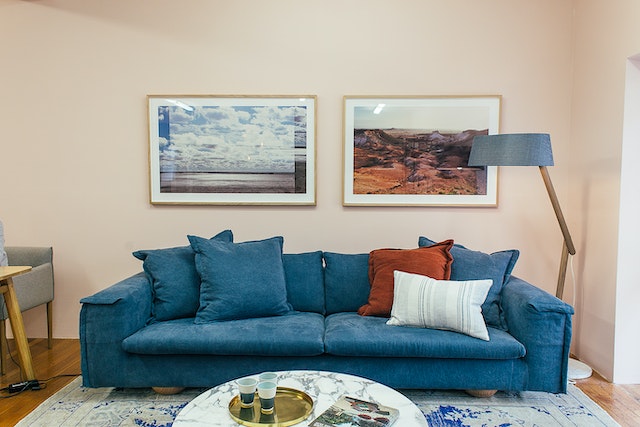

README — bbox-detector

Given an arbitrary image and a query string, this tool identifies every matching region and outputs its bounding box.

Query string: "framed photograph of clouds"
[343,95,500,207]
[148,95,316,205]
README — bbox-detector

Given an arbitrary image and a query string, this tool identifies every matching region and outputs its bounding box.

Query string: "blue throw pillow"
[189,235,292,323]
[132,229,233,321]
[418,236,519,330]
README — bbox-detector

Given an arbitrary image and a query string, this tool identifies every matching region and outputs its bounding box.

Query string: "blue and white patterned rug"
[403,387,620,426]
[17,377,619,426]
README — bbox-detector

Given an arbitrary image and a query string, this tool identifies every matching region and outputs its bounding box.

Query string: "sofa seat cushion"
[324,313,525,359]
[122,312,325,356]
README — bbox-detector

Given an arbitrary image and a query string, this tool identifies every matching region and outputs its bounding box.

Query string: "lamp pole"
[539,166,576,298]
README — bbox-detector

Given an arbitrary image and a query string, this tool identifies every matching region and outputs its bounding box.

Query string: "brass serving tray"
[228,387,314,427]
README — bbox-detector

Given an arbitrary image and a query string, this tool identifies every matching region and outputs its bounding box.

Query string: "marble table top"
[173,370,428,426]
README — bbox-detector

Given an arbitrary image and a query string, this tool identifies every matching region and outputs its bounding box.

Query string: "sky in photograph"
[158,104,307,173]
[354,105,491,132]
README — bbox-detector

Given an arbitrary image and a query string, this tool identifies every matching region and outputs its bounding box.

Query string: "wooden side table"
[0,266,35,380]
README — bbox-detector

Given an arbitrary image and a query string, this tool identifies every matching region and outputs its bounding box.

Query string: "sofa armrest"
[80,272,152,339]
[501,276,574,393]
[5,246,52,267]
[79,272,152,387]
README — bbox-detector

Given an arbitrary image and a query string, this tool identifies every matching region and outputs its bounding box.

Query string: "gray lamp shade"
[468,133,554,167]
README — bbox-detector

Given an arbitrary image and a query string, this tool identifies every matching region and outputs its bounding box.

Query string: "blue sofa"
[79,233,574,393]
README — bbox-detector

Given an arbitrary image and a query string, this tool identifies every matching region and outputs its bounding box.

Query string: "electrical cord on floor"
[0,379,43,396]
[1,326,81,398]
[0,374,81,398]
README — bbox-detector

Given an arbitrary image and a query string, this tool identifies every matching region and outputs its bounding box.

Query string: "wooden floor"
[0,339,81,427]
[1,339,639,426]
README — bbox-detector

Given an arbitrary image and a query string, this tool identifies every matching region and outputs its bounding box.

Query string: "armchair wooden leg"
[0,318,6,375]
[46,301,53,349]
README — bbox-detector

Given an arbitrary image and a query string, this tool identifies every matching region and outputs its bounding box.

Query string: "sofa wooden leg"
[465,389,497,397]
[152,387,185,395]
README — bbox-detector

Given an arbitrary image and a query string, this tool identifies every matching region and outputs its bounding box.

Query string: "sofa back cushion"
[324,312,526,359]
[418,236,519,330]
[323,252,371,315]
[283,251,325,314]
[122,312,326,357]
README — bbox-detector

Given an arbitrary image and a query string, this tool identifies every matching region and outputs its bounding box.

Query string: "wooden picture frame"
[148,95,316,205]
[343,95,500,206]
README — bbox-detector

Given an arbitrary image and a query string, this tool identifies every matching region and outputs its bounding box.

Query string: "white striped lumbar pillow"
[387,270,492,341]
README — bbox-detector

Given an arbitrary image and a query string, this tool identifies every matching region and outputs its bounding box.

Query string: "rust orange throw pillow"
[357,240,454,317]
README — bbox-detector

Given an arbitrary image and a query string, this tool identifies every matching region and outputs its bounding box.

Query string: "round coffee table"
[173,370,428,426]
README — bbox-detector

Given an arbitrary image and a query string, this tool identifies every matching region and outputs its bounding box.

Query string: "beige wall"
[1,0,595,367]
[571,0,640,382]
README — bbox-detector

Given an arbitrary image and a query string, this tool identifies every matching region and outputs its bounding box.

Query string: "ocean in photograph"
[161,172,296,193]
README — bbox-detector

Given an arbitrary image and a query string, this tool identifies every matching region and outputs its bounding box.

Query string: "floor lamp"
[468,133,592,380]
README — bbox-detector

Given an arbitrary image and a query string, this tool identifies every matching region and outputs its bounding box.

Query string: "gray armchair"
[0,246,54,375]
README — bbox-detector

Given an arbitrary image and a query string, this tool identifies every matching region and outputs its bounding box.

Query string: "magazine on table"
[309,395,399,427]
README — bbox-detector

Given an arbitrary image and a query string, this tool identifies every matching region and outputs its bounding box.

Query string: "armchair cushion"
[6,246,54,267]
[2,246,54,318]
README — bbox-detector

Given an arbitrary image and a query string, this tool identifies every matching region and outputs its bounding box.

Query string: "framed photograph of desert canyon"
[148,95,316,205]
[343,95,500,207]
